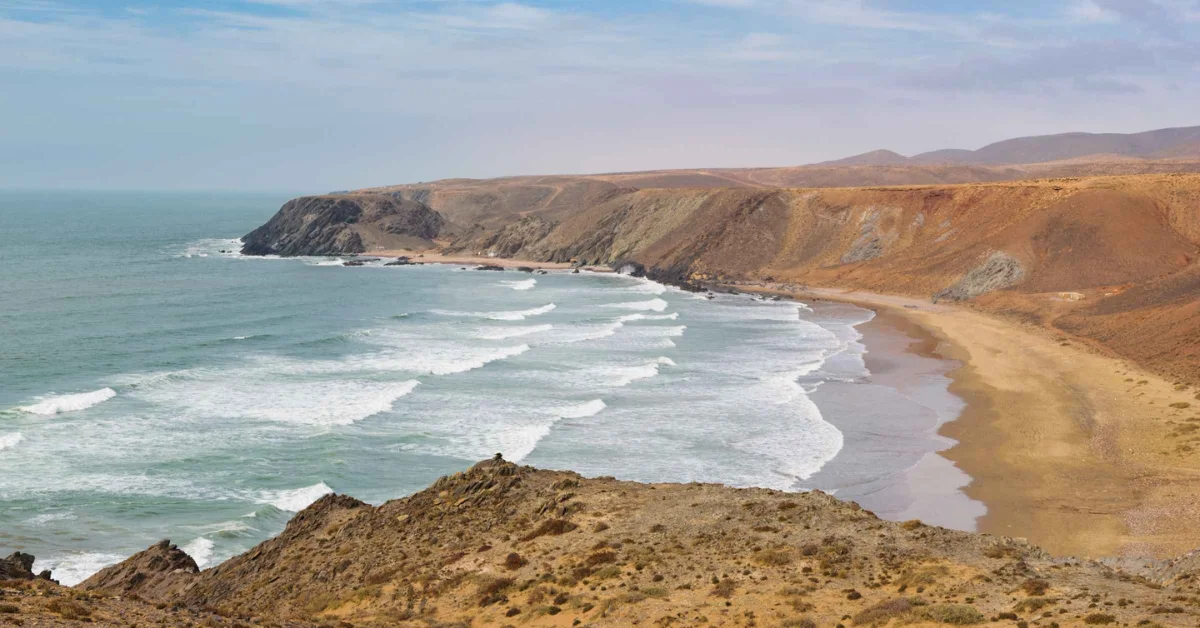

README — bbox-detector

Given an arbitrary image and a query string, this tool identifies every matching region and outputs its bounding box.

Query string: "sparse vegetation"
[918,604,985,625]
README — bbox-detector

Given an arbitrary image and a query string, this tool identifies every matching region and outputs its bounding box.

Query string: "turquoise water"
[1,191,904,584]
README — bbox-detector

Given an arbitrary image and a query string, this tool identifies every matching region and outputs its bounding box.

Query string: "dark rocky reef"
[241,194,447,256]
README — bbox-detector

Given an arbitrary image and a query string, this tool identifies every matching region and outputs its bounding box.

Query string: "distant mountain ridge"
[821,124,1200,166]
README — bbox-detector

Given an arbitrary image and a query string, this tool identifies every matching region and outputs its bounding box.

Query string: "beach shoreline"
[803,303,986,532]
[729,282,1200,560]
[366,249,611,272]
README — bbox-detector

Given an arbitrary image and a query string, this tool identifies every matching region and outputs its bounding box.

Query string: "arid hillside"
[417,175,1199,384]
[245,168,1200,383]
[29,456,1195,627]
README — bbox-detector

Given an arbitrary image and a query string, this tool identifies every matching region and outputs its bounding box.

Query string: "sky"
[2,0,1199,191]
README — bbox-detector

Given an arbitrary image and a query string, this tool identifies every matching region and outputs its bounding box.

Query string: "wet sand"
[795,287,1200,559]
[805,304,985,531]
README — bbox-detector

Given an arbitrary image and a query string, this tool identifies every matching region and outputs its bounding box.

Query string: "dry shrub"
[853,598,914,625]
[918,604,985,625]
[1084,613,1116,625]
[1021,579,1050,596]
[898,565,947,588]
[476,576,514,601]
[901,519,923,530]
[1015,597,1057,612]
[503,553,526,570]
[363,566,400,586]
[0,604,19,614]
[782,618,816,628]
[45,599,90,620]
[586,550,617,566]
[591,566,622,580]
[753,549,792,566]
[520,519,578,542]
[711,578,737,599]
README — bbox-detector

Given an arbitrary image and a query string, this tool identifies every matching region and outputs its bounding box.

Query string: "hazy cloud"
[1,0,1197,190]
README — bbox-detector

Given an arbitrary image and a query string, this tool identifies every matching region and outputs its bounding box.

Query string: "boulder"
[78,540,199,600]
[0,551,37,580]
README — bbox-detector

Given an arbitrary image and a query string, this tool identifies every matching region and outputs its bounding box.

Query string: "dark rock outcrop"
[0,552,36,580]
[78,540,199,599]
[446,215,556,258]
[933,251,1025,302]
[241,195,447,256]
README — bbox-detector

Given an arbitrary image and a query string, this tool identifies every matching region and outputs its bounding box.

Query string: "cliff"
[37,456,1199,626]
[241,194,449,256]
[348,175,1200,383]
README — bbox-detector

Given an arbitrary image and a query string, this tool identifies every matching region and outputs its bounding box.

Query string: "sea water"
[0,190,974,585]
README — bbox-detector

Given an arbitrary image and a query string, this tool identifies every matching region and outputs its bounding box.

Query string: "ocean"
[0,190,979,585]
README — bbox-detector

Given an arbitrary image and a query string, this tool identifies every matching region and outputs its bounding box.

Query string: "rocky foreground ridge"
[5,457,1200,626]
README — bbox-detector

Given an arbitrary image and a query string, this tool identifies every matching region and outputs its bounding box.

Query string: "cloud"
[1,0,1198,189]
[1067,0,1122,23]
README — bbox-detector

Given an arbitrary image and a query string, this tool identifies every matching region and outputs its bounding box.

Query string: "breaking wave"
[432,303,556,321]
[0,433,23,451]
[17,388,116,415]
[259,482,334,512]
[604,298,668,312]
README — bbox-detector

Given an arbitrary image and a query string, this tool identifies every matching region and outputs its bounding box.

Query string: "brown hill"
[64,456,1200,626]
[815,149,911,167]
[415,174,1198,384]
[853,125,1200,166]
[247,172,1200,383]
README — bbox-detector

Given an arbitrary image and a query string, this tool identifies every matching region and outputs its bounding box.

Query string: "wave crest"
[604,298,668,312]
[259,482,334,512]
[433,303,556,321]
[18,388,116,415]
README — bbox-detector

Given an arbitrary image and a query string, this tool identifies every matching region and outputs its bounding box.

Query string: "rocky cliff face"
[241,194,447,256]
[67,456,1200,626]
[246,174,1200,382]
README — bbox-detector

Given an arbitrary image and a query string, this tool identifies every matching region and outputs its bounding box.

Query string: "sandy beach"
[734,283,1200,560]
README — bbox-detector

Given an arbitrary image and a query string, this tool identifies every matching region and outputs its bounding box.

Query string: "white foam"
[0,432,22,451]
[616,312,679,322]
[476,324,553,340]
[433,303,556,321]
[609,357,675,387]
[182,537,215,568]
[605,298,668,312]
[260,482,334,512]
[501,278,537,291]
[137,377,420,426]
[35,552,127,587]
[25,511,75,526]
[18,388,116,415]
[556,399,607,419]
[628,279,667,295]
[394,345,529,375]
